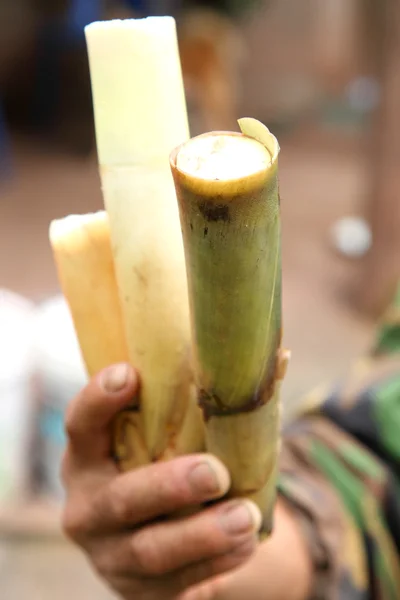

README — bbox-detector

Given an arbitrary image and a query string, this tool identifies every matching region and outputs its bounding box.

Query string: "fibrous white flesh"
[85,18,189,167]
[176,134,271,181]
[85,18,200,460]
[49,211,129,377]
[50,211,150,468]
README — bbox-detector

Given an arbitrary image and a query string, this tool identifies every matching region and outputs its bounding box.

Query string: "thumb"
[64,363,139,467]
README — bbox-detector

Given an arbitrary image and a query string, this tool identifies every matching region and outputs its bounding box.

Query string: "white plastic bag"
[0,290,35,503]
[34,296,87,499]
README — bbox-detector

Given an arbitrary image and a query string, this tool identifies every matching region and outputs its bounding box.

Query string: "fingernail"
[189,457,230,498]
[219,500,262,535]
[101,364,131,393]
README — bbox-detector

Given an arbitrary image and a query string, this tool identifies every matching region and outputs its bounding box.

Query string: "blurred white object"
[34,296,88,499]
[346,76,381,114]
[331,216,372,258]
[0,290,35,504]
[34,295,87,402]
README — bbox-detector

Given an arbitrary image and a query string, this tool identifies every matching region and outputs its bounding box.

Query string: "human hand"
[181,498,313,600]
[62,364,262,600]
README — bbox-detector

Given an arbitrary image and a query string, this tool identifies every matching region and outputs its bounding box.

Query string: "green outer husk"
[170,120,285,529]
[170,130,281,414]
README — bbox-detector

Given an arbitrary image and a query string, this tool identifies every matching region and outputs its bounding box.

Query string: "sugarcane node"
[198,345,281,420]
[199,390,265,420]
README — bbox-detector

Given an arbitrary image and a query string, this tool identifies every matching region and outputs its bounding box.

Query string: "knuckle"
[130,530,168,576]
[107,480,134,524]
[158,473,188,507]
[148,460,192,508]
[61,504,86,542]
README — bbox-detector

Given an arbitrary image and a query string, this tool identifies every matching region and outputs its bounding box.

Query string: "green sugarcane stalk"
[170,118,289,532]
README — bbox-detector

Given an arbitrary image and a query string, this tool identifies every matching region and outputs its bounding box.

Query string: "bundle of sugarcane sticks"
[49,16,289,534]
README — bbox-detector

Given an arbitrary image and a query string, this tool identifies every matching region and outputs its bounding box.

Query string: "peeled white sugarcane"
[50,211,148,467]
[84,17,203,463]
[50,212,127,377]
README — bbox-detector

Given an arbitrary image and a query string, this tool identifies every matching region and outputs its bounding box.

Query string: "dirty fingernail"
[101,363,132,393]
[220,500,262,535]
[189,457,230,498]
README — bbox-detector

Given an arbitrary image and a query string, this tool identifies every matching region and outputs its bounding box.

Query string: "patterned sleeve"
[278,292,400,599]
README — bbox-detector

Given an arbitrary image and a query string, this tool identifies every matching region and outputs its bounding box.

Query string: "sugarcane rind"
[170,120,286,531]
[113,378,205,466]
[238,117,280,163]
[199,342,289,419]
[113,411,149,470]
[204,350,289,532]
[171,156,281,410]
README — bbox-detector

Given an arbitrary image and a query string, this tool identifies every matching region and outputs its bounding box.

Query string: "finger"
[88,454,230,532]
[171,536,257,599]
[100,540,256,600]
[65,363,138,466]
[180,498,314,600]
[178,545,263,600]
[97,499,261,577]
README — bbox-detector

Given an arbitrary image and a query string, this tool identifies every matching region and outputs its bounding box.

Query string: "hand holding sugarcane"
[61,365,311,600]
[50,17,289,535]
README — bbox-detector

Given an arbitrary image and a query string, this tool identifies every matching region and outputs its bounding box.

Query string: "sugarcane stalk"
[49,211,148,468]
[170,118,289,532]
[50,210,204,469]
[84,17,204,462]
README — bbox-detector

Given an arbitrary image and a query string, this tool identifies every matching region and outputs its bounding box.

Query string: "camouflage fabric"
[278,293,400,599]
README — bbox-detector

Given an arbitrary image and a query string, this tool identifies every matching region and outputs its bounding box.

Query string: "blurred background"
[0,0,399,598]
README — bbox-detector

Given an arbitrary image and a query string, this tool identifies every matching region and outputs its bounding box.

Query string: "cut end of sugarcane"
[85,16,188,167]
[49,211,107,246]
[85,16,176,35]
[176,133,271,182]
[171,119,280,197]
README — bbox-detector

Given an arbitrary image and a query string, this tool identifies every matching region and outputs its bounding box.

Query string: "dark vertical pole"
[356,0,400,317]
